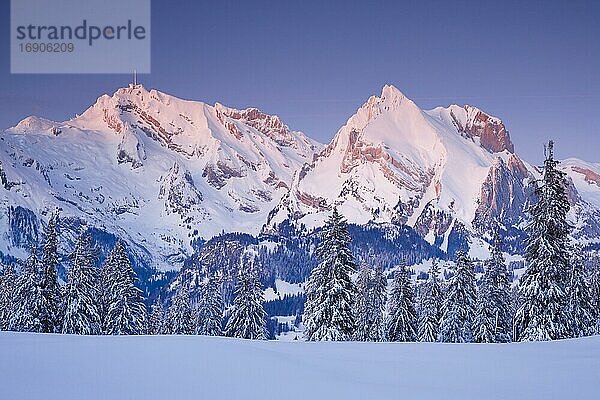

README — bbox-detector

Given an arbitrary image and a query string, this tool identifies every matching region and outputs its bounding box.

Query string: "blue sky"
[1,0,599,163]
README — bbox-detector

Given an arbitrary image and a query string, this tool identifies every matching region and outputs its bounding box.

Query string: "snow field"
[1,332,599,400]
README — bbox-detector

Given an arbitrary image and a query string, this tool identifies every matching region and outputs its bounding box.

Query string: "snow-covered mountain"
[1,84,598,272]
[0,85,321,269]
[265,85,600,254]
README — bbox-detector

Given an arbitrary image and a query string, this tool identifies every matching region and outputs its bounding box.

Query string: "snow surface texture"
[1,332,599,400]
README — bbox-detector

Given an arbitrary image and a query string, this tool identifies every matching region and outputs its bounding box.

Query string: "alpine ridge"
[0,84,598,273]
[266,85,600,256]
[0,85,320,270]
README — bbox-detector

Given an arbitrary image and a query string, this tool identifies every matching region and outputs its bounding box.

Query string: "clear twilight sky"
[1,0,599,164]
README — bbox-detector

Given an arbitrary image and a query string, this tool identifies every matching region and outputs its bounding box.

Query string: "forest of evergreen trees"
[1,142,599,342]
[0,212,271,339]
[302,142,600,343]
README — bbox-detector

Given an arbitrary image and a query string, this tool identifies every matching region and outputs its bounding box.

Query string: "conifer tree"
[370,265,387,341]
[0,264,17,330]
[353,264,372,341]
[10,247,45,332]
[567,253,594,337]
[514,141,572,341]
[196,273,224,336]
[39,212,62,333]
[304,208,357,341]
[386,262,417,342]
[439,251,477,343]
[148,297,166,335]
[225,256,267,340]
[473,270,497,343]
[417,260,443,342]
[590,261,600,334]
[101,241,146,335]
[510,285,522,341]
[353,264,387,341]
[473,232,512,343]
[61,233,101,335]
[99,248,117,333]
[166,284,196,335]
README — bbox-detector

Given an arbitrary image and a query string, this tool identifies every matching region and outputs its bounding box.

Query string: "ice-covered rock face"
[0,85,322,270]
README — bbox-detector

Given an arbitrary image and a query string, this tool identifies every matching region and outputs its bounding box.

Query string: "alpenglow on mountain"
[1,84,599,270]
[0,85,320,269]
[266,85,600,254]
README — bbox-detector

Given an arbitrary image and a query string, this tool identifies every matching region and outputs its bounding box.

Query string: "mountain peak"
[336,84,422,140]
[380,84,406,101]
[6,116,59,134]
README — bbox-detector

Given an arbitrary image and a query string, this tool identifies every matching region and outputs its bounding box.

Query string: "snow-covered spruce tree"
[439,251,477,343]
[370,265,387,341]
[39,212,62,333]
[99,245,120,333]
[196,272,224,336]
[9,247,45,332]
[147,297,166,335]
[166,284,196,335]
[102,241,146,335]
[567,253,595,337]
[353,264,387,341]
[473,267,497,343]
[386,262,417,342]
[0,264,17,330]
[590,261,600,334]
[514,141,572,341]
[224,257,267,340]
[61,233,101,335]
[417,260,443,342]
[303,208,357,341]
[473,232,512,343]
[489,232,512,342]
[353,264,372,341]
[510,285,522,341]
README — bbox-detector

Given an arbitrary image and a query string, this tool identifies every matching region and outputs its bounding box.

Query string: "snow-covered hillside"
[0,85,321,269]
[1,332,599,400]
[266,85,600,254]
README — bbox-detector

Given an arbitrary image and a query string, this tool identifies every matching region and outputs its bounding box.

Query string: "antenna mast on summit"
[134,69,137,86]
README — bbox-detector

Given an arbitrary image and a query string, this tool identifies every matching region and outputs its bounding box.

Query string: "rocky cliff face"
[450,105,515,153]
[472,154,532,232]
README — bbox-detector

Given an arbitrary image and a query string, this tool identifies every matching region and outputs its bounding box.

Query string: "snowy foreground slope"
[1,332,599,400]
